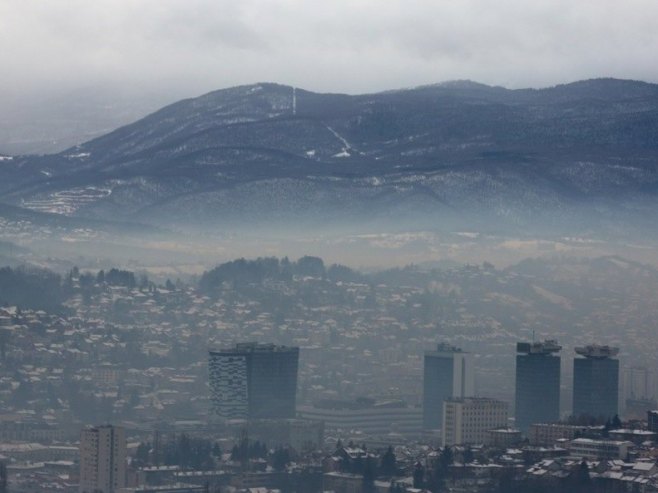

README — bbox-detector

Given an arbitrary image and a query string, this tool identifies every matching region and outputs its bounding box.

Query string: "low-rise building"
[485,428,522,448]
[528,423,589,446]
[298,400,421,437]
[608,428,657,445]
[568,438,633,460]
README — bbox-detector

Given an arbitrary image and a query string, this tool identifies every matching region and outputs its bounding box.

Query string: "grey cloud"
[1,0,658,103]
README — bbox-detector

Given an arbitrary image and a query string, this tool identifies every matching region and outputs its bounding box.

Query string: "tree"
[611,414,623,429]
[577,459,590,485]
[380,446,397,477]
[230,445,241,462]
[429,447,454,493]
[463,446,474,464]
[497,468,515,493]
[295,256,326,278]
[413,462,425,489]
[272,447,290,471]
[0,461,6,493]
[128,389,140,408]
[362,457,376,493]
[135,442,151,465]
[439,446,453,471]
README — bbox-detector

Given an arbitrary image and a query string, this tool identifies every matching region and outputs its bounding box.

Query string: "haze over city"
[2,2,658,493]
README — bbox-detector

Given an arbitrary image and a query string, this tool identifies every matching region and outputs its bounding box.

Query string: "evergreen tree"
[272,447,290,471]
[362,457,376,493]
[611,414,623,429]
[380,446,397,477]
[413,462,425,488]
[463,446,474,464]
[576,459,590,489]
[230,445,240,462]
[0,461,6,493]
[135,442,151,465]
[440,446,453,471]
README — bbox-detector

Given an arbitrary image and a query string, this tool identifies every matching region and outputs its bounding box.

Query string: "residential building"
[442,397,509,446]
[423,343,474,429]
[79,424,126,493]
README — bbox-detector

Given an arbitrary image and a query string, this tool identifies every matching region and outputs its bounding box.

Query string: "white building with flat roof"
[568,438,632,460]
[442,397,508,446]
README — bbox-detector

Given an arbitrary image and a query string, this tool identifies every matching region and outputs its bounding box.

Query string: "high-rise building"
[209,343,299,420]
[514,340,561,432]
[422,343,474,429]
[79,425,126,493]
[573,345,620,419]
[442,397,509,446]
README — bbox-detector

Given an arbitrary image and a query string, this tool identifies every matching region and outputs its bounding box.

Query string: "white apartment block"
[442,397,509,446]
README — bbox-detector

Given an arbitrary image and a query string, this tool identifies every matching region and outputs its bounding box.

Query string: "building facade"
[298,400,422,437]
[442,397,509,446]
[423,343,474,429]
[209,343,299,420]
[573,345,620,420]
[485,428,522,448]
[528,423,589,446]
[514,340,561,432]
[568,438,632,460]
[79,425,126,493]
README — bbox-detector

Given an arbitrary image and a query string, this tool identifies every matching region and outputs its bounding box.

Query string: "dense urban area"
[2,255,658,493]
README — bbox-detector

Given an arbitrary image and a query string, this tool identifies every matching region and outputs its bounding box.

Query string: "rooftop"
[209,342,299,355]
[575,345,620,359]
[517,340,561,355]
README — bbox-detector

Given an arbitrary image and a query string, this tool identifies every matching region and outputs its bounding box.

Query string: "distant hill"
[1,78,658,237]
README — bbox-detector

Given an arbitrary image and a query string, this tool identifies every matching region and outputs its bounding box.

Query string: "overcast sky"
[2,0,658,101]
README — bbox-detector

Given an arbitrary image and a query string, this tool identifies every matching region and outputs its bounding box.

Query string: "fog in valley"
[2,2,658,493]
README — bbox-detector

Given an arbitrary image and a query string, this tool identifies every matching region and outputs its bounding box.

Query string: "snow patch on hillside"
[23,186,112,215]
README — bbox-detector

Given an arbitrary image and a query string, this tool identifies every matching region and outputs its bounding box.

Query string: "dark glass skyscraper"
[515,340,561,432]
[573,345,619,420]
[423,343,474,429]
[209,343,299,420]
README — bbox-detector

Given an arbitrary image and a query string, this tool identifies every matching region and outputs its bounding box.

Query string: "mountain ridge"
[1,77,657,238]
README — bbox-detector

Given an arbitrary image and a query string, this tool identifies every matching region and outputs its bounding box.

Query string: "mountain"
[1,78,658,238]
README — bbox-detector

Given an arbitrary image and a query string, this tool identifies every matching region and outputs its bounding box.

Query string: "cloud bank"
[2,0,658,100]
